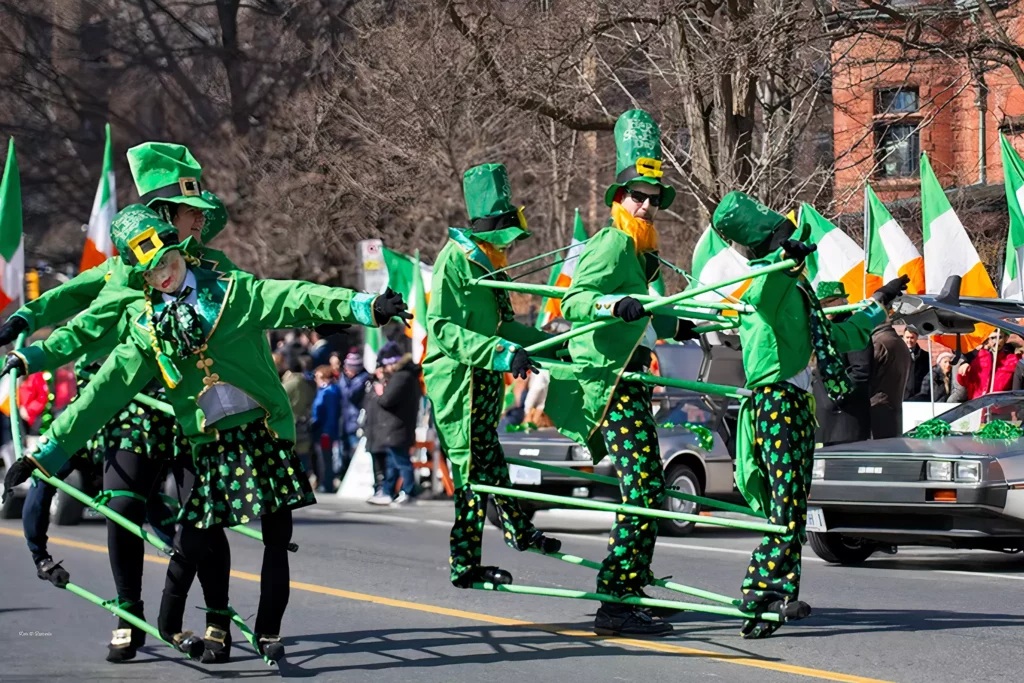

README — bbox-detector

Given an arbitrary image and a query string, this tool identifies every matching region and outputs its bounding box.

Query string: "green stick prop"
[527,548,740,606]
[503,456,764,518]
[523,259,798,355]
[470,581,779,622]
[532,358,750,400]
[471,484,787,534]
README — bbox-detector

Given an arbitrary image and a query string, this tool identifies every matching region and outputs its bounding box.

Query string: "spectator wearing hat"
[923,351,955,402]
[365,342,422,505]
[311,366,343,493]
[337,349,370,482]
[813,282,873,445]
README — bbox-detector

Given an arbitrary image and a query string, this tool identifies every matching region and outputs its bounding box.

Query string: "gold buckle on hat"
[516,206,528,231]
[128,227,165,265]
[178,177,201,197]
[635,157,663,179]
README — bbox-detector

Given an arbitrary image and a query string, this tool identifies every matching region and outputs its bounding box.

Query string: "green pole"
[621,371,753,399]
[32,470,174,555]
[822,301,870,315]
[226,606,277,665]
[527,548,740,606]
[471,483,787,534]
[504,456,764,518]
[471,581,779,622]
[524,259,798,355]
[64,583,169,643]
[9,332,27,460]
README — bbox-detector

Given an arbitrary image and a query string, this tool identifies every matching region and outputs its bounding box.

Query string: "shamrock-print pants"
[596,380,666,598]
[740,383,815,613]
[449,368,538,584]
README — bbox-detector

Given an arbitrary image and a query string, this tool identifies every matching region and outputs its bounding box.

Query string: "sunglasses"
[625,187,663,208]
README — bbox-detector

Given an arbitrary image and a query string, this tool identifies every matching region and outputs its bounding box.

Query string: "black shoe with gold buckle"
[256,634,285,662]
[199,625,231,663]
[106,600,146,663]
[165,631,204,659]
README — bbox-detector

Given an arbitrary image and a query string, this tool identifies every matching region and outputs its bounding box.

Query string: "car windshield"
[918,391,1024,432]
[656,396,714,427]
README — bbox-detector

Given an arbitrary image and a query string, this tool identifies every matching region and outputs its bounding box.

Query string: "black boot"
[593,602,673,637]
[200,611,232,664]
[106,601,147,662]
[256,634,285,662]
[158,591,203,658]
[452,565,514,588]
[35,556,70,588]
[529,530,562,554]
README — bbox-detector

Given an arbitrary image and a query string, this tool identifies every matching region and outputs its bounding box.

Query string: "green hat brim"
[127,237,196,289]
[470,226,530,248]
[604,177,676,209]
[148,194,217,211]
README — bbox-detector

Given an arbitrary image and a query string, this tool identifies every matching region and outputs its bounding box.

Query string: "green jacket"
[22,266,379,477]
[545,226,680,462]
[734,249,887,513]
[422,228,552,488]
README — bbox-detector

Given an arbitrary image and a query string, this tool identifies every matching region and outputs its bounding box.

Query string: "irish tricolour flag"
[536,208,588,328]
[921,152,997,351]
[1000,134,1024,300]
[0,137,24,313]
[688,225,751,307]
[864,184,924,296]
[800,203,870,302]
[81,124,117,271]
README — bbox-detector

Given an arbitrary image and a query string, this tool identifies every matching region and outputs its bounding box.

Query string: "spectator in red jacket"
[18,368,75,431]
[964,330,1019,400]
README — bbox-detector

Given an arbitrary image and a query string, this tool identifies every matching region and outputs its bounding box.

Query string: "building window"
[873,87,921,179]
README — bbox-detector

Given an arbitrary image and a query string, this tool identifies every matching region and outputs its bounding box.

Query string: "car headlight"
[571,446,591,462]
[926,461,953,481]
[955,461,981,483]
[812,459,826,480]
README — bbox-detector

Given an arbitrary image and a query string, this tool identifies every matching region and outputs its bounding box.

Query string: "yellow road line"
[0,527,892,683]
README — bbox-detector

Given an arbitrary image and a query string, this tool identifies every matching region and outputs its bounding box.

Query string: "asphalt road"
[1,498,1022,683]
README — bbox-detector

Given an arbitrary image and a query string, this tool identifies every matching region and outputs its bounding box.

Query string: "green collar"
[448,227,496,273]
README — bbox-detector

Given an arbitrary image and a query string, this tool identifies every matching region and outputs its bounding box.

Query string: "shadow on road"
[779,607,1024,638]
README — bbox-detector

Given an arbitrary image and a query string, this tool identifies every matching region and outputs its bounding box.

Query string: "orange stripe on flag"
[897,256,925,296]
[838,264,873,303]
[935,261,997,352]
[79,238,109,271]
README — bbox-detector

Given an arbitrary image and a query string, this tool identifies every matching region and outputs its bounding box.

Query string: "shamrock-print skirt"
[179,419,316,529]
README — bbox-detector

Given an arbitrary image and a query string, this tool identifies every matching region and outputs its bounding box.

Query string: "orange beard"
[478,241,509,270]
[611,202,659,254]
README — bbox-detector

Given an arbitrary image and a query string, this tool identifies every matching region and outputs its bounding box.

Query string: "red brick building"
[831,1,1024,252]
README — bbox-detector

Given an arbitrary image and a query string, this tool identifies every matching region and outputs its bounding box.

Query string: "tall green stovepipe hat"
[462,163,530,248]
[127,142,216,210]
[605,109,676,209]
[711,191,800,248]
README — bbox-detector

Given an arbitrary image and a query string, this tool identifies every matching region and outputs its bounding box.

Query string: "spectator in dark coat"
[813,283,873,445]
[920,352,954,403]
[870,318,911,438]
[365,342,422,506]
[311,366,343,493]
[338,349,370,481]
[903,329,932,402]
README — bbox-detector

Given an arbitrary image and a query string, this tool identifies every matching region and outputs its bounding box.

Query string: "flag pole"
[928,336,935,418]
[863,184,869,298]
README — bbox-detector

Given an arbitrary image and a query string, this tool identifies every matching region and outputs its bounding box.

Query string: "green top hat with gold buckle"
[604,109,676,209]
[462,163,530,247]
[110,204,192,285]
[127,142,216,210]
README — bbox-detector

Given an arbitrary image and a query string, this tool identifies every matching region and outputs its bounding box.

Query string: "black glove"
[0,314,28,347]
[510,348,538,380]
[373,287,412,325]
[781,239,817,264]
[674,319,700,342]
[872,274,911,308]
[2,458,36,504]
[314,323,351,338]
[613,296,648,323]
[0,353,25,380]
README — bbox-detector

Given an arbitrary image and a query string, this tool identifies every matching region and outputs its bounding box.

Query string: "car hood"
[818,436,1019,458]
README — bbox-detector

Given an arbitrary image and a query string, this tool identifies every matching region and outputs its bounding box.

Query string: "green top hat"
[816,281,848,301]
[604,109,676,209]
[712,191,793,248]
[127,142,216,210]
[110,204,191,286]
[462,163,530,247]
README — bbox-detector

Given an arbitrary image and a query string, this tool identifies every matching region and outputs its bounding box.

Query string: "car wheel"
[51,470,85,526]
[485,497,536,529]
[659,463,701,537]
[807,531,878,565]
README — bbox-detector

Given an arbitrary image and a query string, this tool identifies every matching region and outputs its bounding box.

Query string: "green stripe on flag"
[1001,134,1024,297]
[0,138,22,262]
[865,185,892,278]
[920,152,950,241]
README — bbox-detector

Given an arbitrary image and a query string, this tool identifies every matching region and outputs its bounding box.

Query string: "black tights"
[104,449,164,604]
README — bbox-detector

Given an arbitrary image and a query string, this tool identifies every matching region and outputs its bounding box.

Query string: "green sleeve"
[561,230,628,324]
[28,342,155,477]
[13,294,135,374]
[245,277,380,329]
[741,250,801,324]
[428,252,520,372]
[831,301,887,354]
[13,259,117,331]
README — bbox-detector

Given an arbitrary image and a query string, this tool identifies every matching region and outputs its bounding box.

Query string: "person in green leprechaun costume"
[2,204,411,662]
[423,163,563,589]
[710,191,908,638]
[0,142,239,663]
[544,109,699,637]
